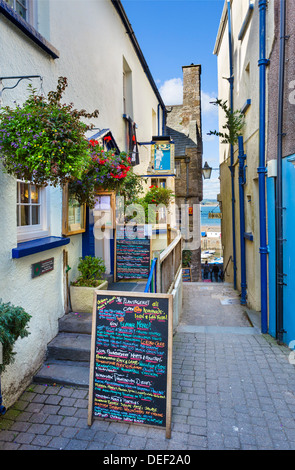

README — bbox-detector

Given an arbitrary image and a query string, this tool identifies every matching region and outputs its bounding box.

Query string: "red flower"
[89,139,98,146]
[104,136,112,142]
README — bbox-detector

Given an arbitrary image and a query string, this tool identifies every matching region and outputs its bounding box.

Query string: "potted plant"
[70,256,108,313]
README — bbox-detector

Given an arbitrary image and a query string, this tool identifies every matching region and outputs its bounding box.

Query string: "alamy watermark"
[92,197,201,250]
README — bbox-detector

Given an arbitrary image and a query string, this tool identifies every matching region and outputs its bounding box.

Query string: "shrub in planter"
[0,300,31,374]
[70,256,108,313]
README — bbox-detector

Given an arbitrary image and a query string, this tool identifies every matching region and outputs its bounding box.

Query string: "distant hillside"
[201,199,219,206]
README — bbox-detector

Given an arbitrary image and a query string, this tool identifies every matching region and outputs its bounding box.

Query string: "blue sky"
[121,0,225,199]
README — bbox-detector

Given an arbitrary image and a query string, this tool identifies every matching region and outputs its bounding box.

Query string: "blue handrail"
[144,258,157,293]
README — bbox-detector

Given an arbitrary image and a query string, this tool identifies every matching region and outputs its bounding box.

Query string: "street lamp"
[202,161,213,179]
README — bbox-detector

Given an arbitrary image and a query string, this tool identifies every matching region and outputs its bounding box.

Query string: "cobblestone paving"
[1,284,295,450]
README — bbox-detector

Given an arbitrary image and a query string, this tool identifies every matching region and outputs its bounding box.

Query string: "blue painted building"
[266,0,295,346]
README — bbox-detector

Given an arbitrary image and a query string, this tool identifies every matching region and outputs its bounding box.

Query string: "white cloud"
[201,91,218,116]
[159,78,183,105]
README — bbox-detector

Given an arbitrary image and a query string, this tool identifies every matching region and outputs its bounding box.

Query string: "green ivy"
[0,300,31,374]
[207,98,245,146]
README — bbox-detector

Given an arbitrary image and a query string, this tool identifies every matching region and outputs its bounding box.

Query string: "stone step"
[58,311,93,334]
[33,359,90,388]
[47,332,91,362]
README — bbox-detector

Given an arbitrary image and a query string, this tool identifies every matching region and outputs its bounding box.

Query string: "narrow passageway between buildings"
[1,282,295,450]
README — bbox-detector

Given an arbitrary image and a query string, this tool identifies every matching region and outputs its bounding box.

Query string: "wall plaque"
[32,258,54,278]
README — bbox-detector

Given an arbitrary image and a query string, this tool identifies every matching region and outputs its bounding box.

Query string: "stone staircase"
[33,311,93,388]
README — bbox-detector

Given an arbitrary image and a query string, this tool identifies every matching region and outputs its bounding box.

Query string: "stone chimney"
[181,64,202,143]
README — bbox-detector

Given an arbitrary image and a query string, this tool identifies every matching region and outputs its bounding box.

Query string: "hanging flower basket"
[68,139,132,207]
[0,77,99,186]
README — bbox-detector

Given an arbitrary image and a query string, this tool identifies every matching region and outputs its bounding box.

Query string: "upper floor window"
[5,0,28,21]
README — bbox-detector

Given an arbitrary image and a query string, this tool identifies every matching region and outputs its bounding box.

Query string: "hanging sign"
[208,212,222,219]
[88,291,173,438]
[151,138,175,174]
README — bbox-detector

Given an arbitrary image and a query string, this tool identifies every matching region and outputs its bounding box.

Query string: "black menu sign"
[115,225,151,281]
[88,291,173,438]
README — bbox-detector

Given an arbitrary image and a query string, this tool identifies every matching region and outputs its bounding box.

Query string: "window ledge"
[12,236,70,259]
[0,0,59,59]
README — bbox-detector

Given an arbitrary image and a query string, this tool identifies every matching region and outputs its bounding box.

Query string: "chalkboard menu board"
[115,225,151,281]
[182,267,192,282]
[88,291,173,438]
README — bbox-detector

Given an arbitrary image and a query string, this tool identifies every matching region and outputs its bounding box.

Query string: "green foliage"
[68,141,131,208]
[0,300,31,374]
[71,256,106,287]
[134,185,174,224]
[207,98,245,146]
[0,77,98,186]
[118,170,145,205]
[182,250,192,267]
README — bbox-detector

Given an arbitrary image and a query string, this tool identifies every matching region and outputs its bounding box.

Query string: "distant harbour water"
[201,205,221,229]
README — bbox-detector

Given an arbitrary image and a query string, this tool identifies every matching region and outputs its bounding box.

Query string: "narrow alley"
[1,282,295,451]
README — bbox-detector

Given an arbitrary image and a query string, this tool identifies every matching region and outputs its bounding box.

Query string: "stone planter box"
[70,280,108,313]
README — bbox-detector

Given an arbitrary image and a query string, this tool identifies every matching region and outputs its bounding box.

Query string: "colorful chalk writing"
[115,225,150,281]
[88,293,172,431]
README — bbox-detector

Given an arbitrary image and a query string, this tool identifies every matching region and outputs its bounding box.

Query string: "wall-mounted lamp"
[202,161,213,179]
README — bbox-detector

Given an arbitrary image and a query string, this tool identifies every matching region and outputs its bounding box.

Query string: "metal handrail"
[224,255,232,277]
[144,258,157,293]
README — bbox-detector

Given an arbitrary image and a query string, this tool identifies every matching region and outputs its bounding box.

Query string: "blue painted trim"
[258,0,268,334]
[238,2,254,41]
[0,0,59,59]
[238,136,247,305]
[267,177,276,338]
[12,236,70,259]
[144,258,157,293]
[244,232,253,241]
[241,99,251,114]
[227,1,237,290]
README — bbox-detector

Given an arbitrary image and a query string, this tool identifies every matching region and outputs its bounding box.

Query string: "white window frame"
[16,180,49,242]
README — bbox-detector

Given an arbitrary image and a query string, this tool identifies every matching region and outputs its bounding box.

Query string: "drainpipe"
[227,1,237,290]
[238,136,247,305]
[258,0,269,334]
[276,0,286,343]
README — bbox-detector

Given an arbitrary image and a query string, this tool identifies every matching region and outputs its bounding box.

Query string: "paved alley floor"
[1,282,295,451]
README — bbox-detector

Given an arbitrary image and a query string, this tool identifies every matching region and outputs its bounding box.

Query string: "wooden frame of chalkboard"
[114,224,152,282]
[88,290,173,439]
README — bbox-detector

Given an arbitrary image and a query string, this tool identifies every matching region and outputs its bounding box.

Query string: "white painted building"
[0,0,167,407]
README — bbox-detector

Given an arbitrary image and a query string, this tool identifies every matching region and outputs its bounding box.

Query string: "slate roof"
[166,126,197,157]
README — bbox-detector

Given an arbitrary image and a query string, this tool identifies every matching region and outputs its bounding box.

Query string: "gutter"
[111,0,166,135]
[276,0,286,343]
[238,136,247,305]
[227,1,237,290]
[258,0,269,334]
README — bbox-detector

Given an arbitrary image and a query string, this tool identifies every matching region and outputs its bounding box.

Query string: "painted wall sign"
[182,267,192,282]
[151,139,175,174]
[31,258,54,278]
[115,225,151,281]
[88,291,173,438]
